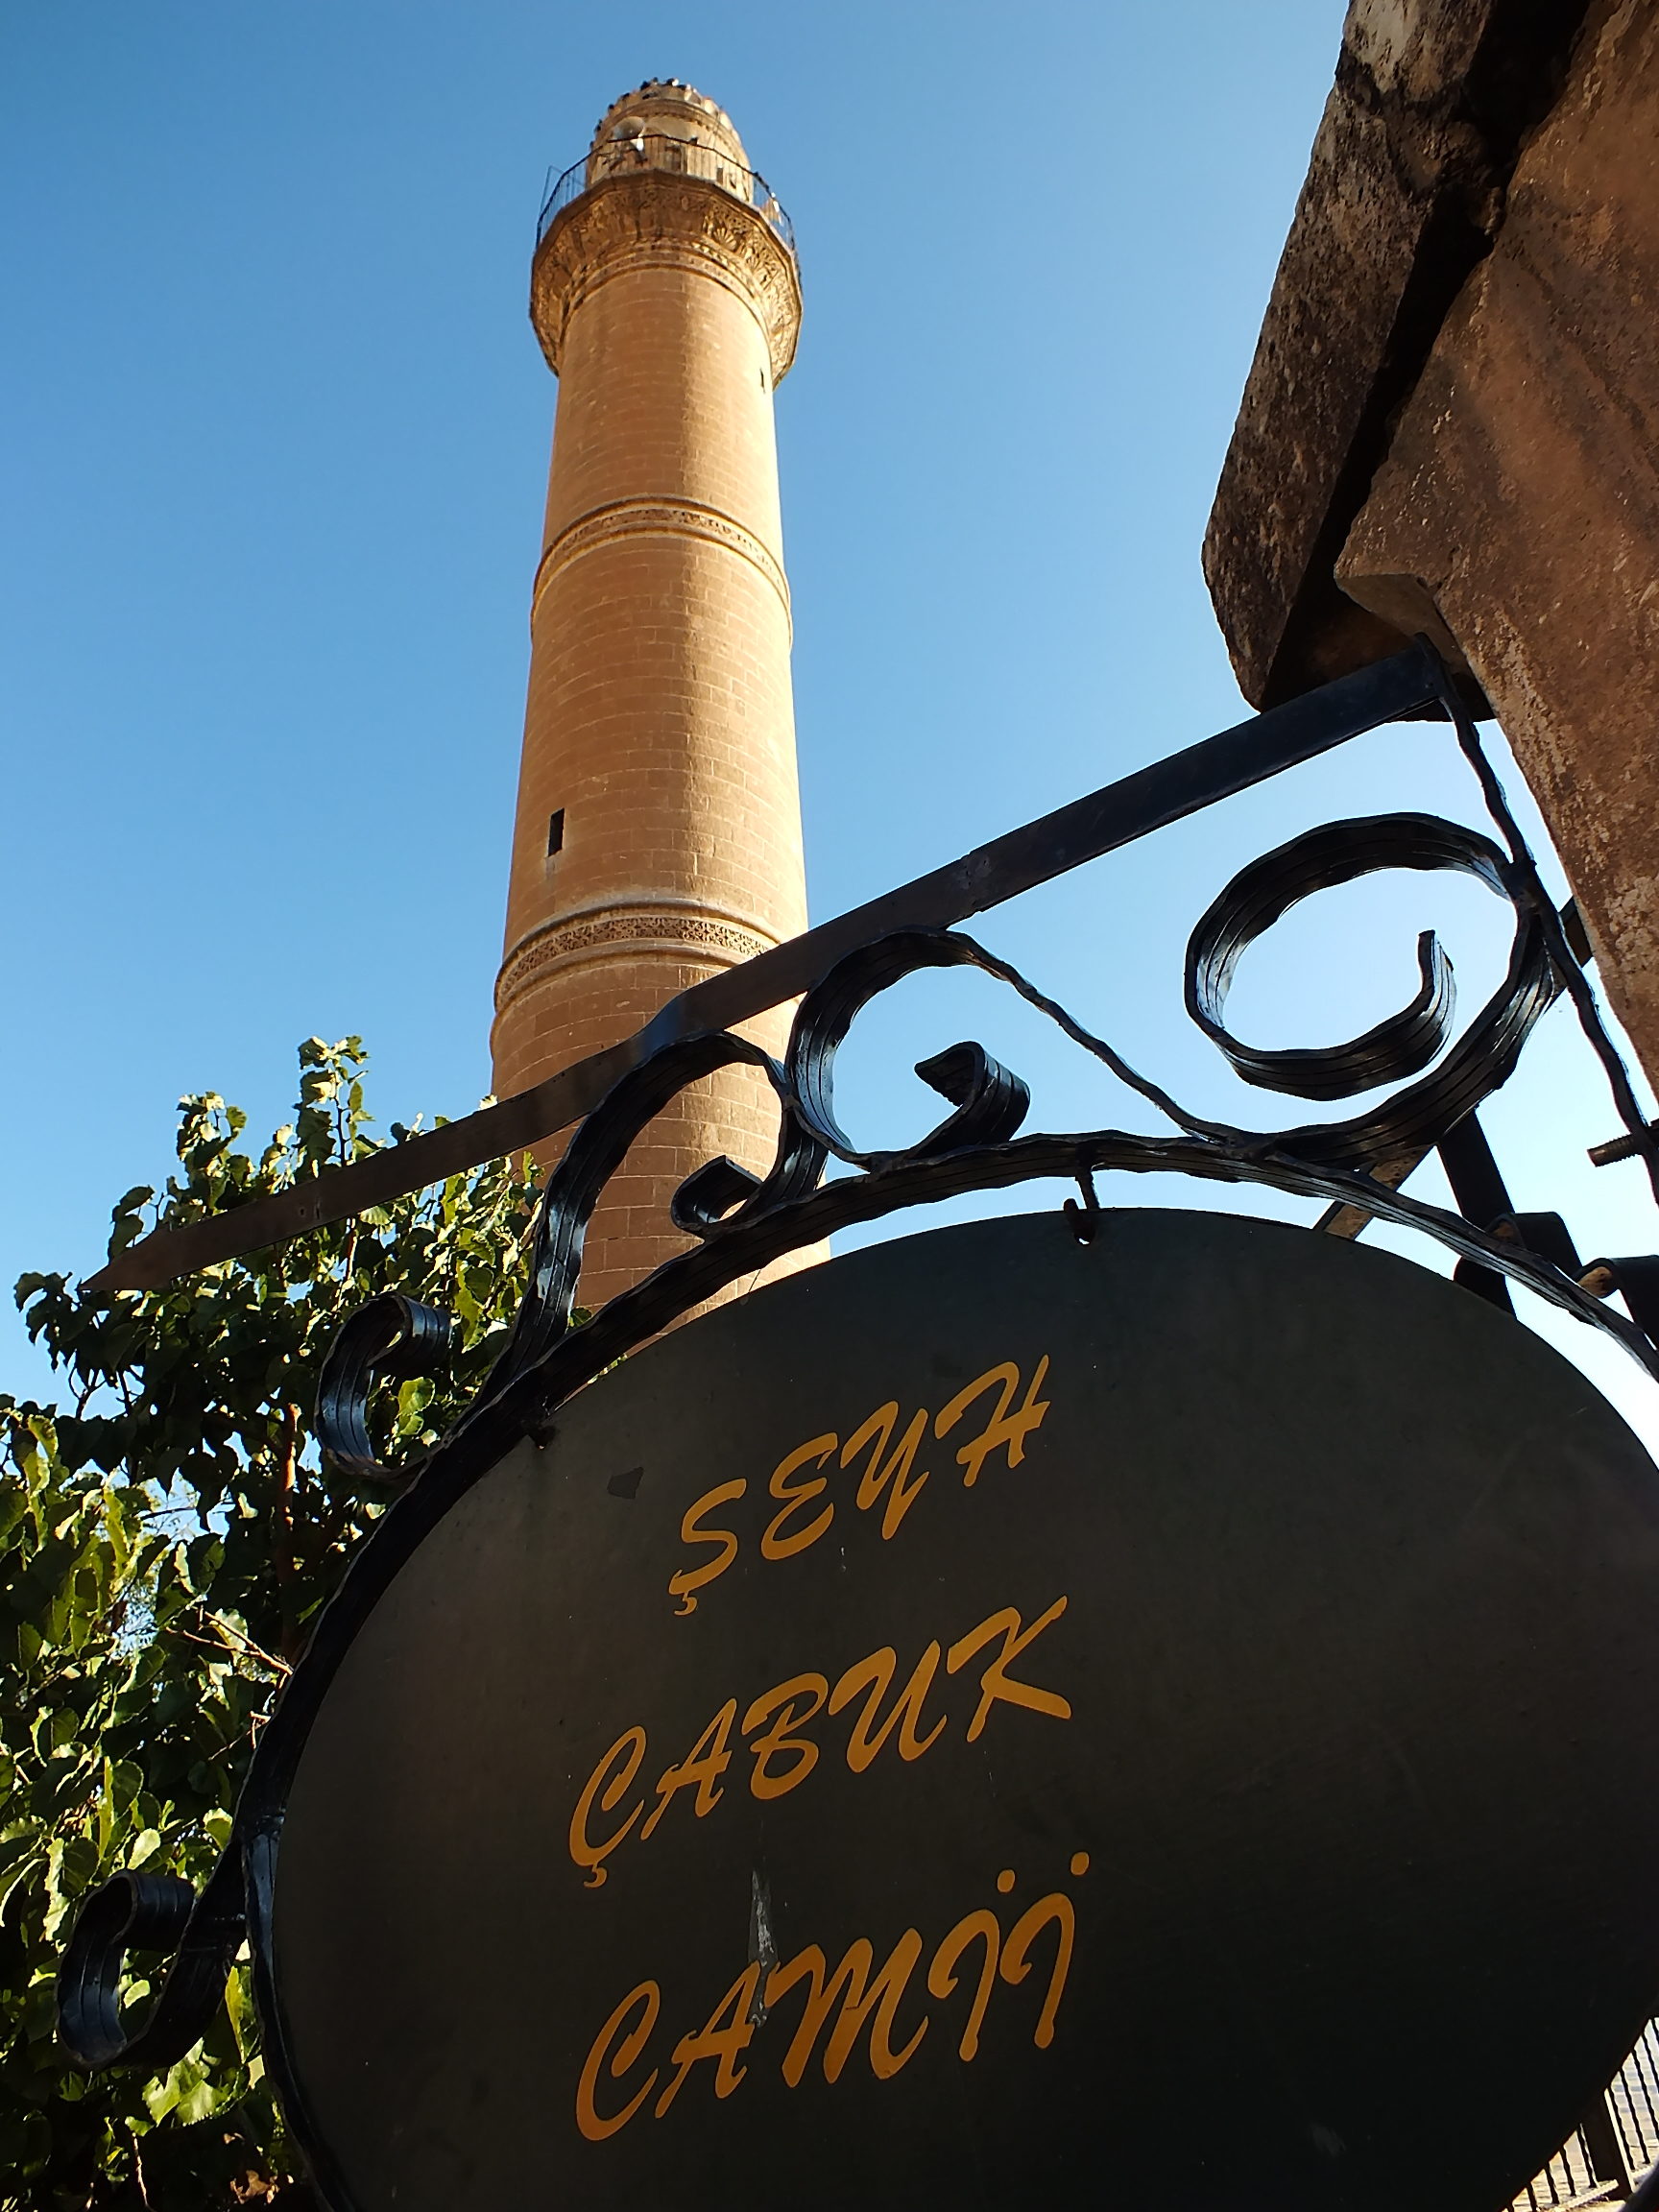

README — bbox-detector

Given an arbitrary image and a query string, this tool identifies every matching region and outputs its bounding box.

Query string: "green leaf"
[60,1832,101,1892]
[1,1034,542,2199]
[225,1959,248,2053]
[0,1845,46,1925]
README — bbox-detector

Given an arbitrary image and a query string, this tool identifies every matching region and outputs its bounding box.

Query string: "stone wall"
[1203,0,1659,1082]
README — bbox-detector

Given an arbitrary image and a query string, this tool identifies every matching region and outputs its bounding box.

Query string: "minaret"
[493,82,808,1308]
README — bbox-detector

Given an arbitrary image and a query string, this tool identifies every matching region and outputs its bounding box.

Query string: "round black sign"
[268,1210,1659,2210]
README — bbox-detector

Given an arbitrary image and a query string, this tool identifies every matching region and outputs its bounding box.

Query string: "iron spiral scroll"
[56,674,1659,2124]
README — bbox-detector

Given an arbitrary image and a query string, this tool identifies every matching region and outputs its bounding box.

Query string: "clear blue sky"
[5,1,1656,1436]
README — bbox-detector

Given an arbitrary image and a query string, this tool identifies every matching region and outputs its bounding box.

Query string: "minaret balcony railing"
[537,132,796,254]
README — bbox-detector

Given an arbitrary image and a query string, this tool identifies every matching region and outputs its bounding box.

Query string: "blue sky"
[5,1,1657,1437]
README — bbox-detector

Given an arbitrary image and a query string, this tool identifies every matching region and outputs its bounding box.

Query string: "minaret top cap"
[534,79,800,382]
[590,81,750,168]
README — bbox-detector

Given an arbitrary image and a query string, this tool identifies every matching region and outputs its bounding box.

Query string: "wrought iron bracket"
[59,638,1659,2115]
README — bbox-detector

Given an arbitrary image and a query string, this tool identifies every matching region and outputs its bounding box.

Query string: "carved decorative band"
[547,239,793,370]
[531,173,802,380]
[532,498,790,626]
[495,908,777,1014]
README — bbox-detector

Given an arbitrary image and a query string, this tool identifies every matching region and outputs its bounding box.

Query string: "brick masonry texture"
[493,84,812,1310]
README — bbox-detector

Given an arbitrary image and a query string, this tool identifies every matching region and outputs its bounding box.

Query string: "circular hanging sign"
[264,1210,1659,2210]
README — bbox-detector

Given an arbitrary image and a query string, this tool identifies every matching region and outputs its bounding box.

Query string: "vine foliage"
[0,1041,540,2207]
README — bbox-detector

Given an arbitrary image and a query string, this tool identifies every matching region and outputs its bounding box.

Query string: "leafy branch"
[0,1040,541,2207]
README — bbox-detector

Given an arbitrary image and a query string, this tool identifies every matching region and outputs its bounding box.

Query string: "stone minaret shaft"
[493,83,807,1308]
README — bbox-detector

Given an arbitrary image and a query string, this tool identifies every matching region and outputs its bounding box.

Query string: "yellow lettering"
[767,1932,928,2085]
[575,1981,659,2141]
[639,1698,737,1839]
[577,1855,1086,2134]
[999,1890,1076,2049]
[742,1672,829,1800]
[568,1724,648,1888]
[653,1963,761,2115]
[760,1434,838,1560]
[668,1479,746,1616]
[829,1640,947,1771]
[934,1356,1050,1487]
[927,1908,1001,2060]
[946,1596,1071,1741]
[841,1403,929,1540]
[582,1596,1068,1881]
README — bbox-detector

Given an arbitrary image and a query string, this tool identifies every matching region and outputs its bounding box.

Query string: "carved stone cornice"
[531,495,790,630]
[494,902,779,1016]
[531,171,802,381]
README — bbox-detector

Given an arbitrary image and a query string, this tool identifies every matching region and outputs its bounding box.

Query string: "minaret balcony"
[537,132,795,256]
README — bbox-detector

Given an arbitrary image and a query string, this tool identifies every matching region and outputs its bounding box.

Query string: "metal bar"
[85,645,1443,1296]
[1438,676,1659,1212]
[1438,1110,1516,1228]
[1582,2094,1634,2197]
[1438,1109,1518,1314]
[1629,2029,1659,2153]
[1612,2066,1647,2171]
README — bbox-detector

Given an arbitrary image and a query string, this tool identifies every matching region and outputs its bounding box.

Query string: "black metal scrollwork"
[60,647,1659,2091]
[781,927,1031,1167]
[56,1850,246,2071]
[469,933,1036,1405]
[1186,812,1560,1165]
[439,894,1659,1438]
[438,781,1656,1437]
[315,1293,459,1485]
[1190,815,1482,1097]
[475,1031,793,1397]
[309,661,1659,1460]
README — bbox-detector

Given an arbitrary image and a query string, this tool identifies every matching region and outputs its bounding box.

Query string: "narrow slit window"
[546,808,565,857]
